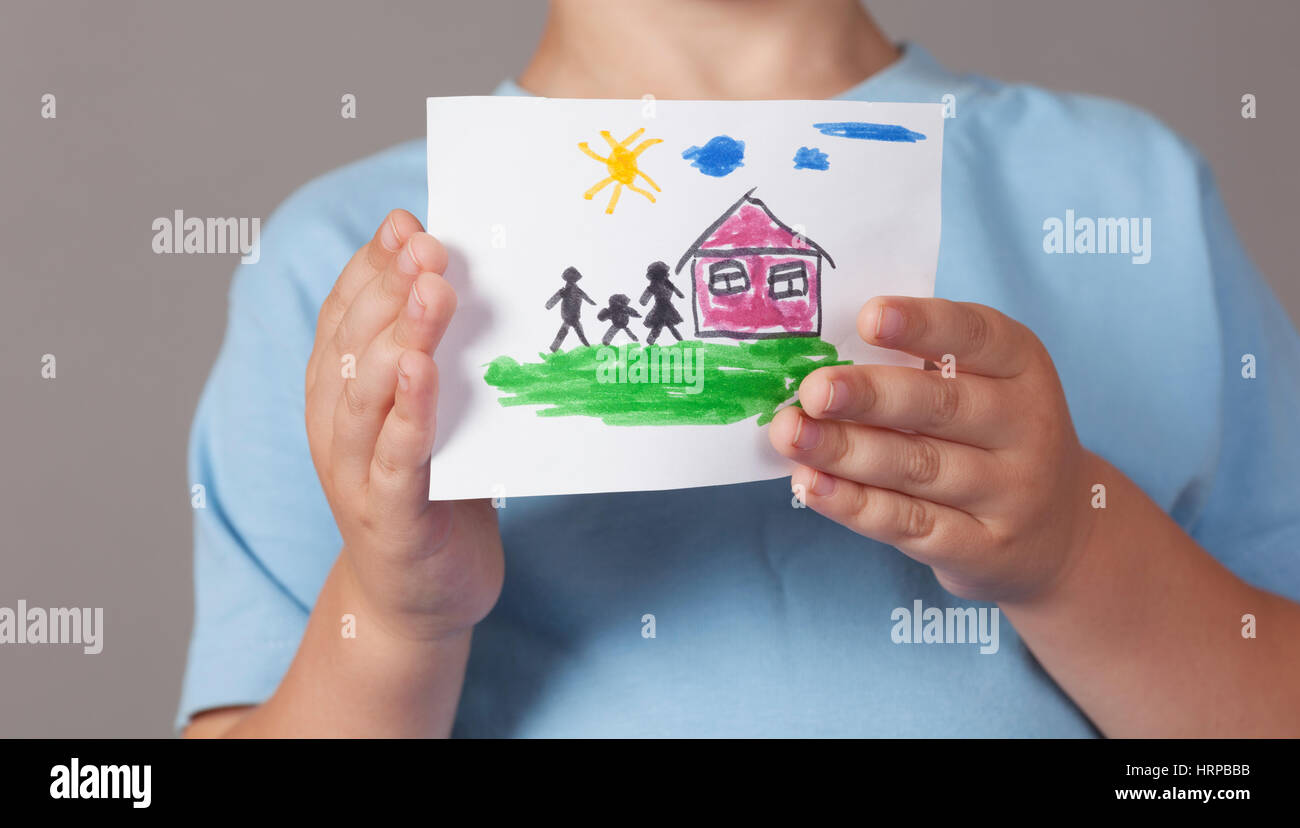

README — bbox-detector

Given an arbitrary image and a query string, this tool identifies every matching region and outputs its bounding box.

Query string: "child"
[179,0,1300,738]
[597,293,641,346]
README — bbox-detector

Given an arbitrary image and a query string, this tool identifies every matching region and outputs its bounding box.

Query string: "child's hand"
[769,296,1097,603]
[304,210,504,643]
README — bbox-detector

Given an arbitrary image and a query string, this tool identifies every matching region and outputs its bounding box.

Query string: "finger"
[333,272,457,486]
[859,297,1036,379]
[328,231,448,373]
[331,209,424,331]
[790,464,987,564]
[388,272,458,358]
[307,210,423,392]
[368,350,439,517]
[770,408,996,508]
[310,232,447,441]
[796,363,1011,448]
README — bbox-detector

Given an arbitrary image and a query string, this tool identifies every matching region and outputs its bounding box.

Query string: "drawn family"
[545,262,685,351]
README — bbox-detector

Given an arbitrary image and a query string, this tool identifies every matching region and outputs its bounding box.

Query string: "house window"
[707,259,750,296]
[768,261,809,299]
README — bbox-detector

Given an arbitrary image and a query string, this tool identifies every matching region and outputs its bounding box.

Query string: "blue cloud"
[793,146,830,171]
[812,121,927,143]
[681,135,746,177]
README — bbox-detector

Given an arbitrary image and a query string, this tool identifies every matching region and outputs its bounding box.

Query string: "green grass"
[483,338,848,426]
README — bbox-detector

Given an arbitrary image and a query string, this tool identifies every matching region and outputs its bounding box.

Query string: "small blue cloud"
[681,135,746,177]
[793,146,830,171]
[813,121,927,143]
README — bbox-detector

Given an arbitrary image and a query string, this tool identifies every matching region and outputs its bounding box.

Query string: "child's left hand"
[769,296,1100,603]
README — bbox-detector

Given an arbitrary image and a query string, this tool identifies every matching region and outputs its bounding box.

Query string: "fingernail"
[396,362,410,391]
[875,305,905,341]
[810,470,836,497]
[407,281,427,318]
[379,215,401,252]
[792,415,822,450]
[824,381,846,415]
[396,241,423,276]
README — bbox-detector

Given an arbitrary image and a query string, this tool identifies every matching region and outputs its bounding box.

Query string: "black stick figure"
[639,261,684,345]
[597,294,641,345]
[545,266,596,351]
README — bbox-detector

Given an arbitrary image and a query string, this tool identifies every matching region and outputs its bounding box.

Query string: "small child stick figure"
[597,294,641,345]
[545,266,597,352]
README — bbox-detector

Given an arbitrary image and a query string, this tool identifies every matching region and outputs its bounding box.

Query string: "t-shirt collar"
[491,42,959,104]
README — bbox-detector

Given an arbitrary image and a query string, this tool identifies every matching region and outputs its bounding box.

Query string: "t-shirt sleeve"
[1186,157,1300,602]
[175,195,354,731]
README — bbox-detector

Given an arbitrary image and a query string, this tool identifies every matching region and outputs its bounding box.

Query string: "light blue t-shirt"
[178,44,1300,736]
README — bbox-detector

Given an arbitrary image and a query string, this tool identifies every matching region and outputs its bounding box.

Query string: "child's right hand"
[304,209,504,644]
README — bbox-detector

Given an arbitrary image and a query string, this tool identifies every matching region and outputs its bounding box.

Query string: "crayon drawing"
[425,95,943,498]
[639,261,686,344]
[793,146,830,170]
[484,339,848,427]
[681,135,746,177]
[677,188,834,339]
[596,293,641,345]
[544,266,597,351]
[813,121,927,143]
[578,128,663,214]
[485,189,847,426]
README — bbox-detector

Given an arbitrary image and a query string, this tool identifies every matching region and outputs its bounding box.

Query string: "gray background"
[1,0,1295,737]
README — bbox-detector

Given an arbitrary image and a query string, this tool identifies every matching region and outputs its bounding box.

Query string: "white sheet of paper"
[426,96,943,500]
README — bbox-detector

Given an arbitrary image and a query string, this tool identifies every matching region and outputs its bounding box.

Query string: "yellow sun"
[578,128,663,214]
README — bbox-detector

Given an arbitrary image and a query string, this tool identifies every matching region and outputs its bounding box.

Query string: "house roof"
[675,188,836,273]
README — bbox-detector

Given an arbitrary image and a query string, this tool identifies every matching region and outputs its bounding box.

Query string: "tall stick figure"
[545,266,596,352]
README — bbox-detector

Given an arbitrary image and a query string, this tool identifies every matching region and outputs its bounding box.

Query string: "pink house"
[675,188,835,339]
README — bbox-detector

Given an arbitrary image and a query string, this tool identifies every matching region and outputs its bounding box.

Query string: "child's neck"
[518,0,899,100]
